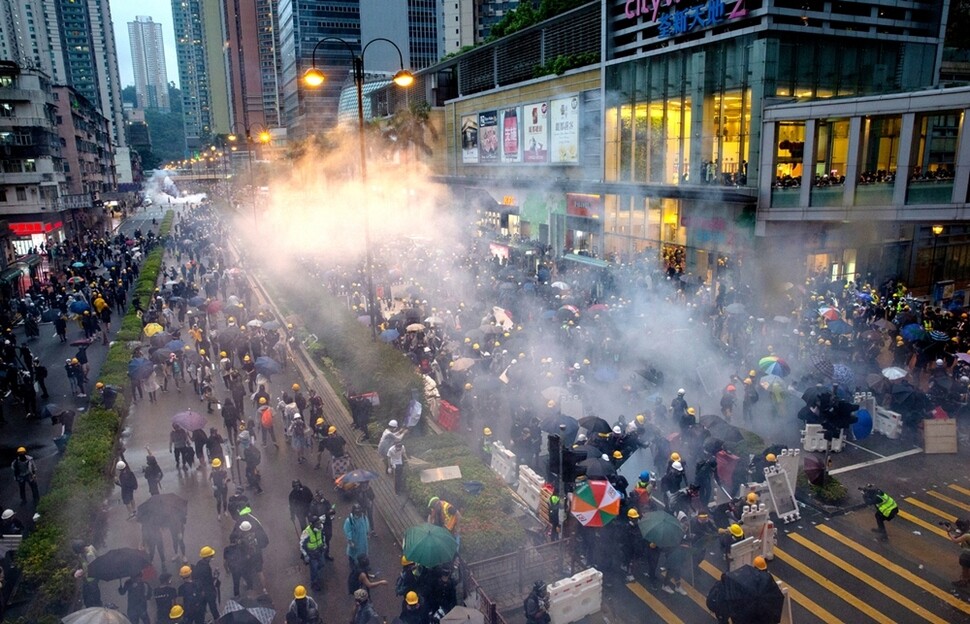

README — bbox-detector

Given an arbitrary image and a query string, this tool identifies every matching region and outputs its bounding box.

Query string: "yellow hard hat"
[749,370,757,377]
[71,358,79,364]
[316,417,325,426]
[199,546,215,558]
[294,585,307,599]
[670,452,681,462]
[258,397,267,404]
[244,355,251,361]
[405,590,419,606]
[612,450,623,459]
[746,492,759,505]
[766,453,777,462]
[16,446,26,454]
[472,343,480,350]
[729,523,744,538]
[687,407,696,415]
[328,425,337,434]
[96,382,105,389]
[483,427,492,436]
[220,351,227,358]
[292,383,300,391]
[211,458,221,468]
[179,565,192,578]
[169,605,185,619]
[743,378,752,385]
[636,414,645,424]
[753,556,767,570]
[547,400,556,408]
[401,555,411,566]
[464,383,473,390]
[627,508,640,519]
[199,349,206,355]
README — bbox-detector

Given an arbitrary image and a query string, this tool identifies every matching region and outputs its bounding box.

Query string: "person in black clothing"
[191,428,208,468]
[193,547,220,622]
[289,480,313,532]
[32,358,48,398]
[119,571,153,624]
[222,398,240,443]
[307,490,335,561]
[153,573,177,623]
[79,570,102,607]
[177,565,205,624]
[523,580,551,624]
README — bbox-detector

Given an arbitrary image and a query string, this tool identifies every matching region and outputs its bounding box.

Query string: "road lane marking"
[828,448,923,475]
[816,524,970,616]
[897,510,950,538]
[948,484,970,498]
[788,532,949,624]
[773,547,891,623]
[679,580,710,612]
[626,581,685,624]
[927,490,970,513]
[700,559,844,624]
[905,497,958,522]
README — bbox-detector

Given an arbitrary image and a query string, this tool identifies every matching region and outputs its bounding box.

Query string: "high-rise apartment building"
[477,0,520,41]
[0,0,57,77]
[441,0,476,56]
[128,16,170,111]
[202,0,230,137]
[171,0,211,150]
[224,0,281,130]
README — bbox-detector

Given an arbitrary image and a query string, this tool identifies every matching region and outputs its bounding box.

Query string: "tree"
[948,0,970,49]
[122,85,137,107]
[383,101,438,161]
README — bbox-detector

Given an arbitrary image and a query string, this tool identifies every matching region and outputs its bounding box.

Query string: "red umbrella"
[206,299,223,314]
[716,450,740,487]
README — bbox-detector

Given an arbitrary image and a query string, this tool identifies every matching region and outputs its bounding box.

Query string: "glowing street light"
[302,36,414,340]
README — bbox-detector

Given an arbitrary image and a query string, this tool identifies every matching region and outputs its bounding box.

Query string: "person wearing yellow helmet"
[287,584,320,623]
[718,523,746,564]
[400,589,424,621]
[480,426,494,462]
[209,452,231,519]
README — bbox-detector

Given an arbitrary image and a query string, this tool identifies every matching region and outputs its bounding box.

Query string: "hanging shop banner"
[566,193,604,220]
[550,96,579,163]
[461,115,479,163]
[501,107,521,163]
[479,111,500,163]
[523,102,548,163]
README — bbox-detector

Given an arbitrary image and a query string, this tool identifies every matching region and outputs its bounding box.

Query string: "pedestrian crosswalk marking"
[699,560,845,624]
[947,484,970,498]
[927,490,970,513]
[678,576,712,612]
[774,547,892,623]
[816,524,970,616]
[897,510,950,538]
[788,533,950,624]
[626,581,685,624]
[906,497,959,522]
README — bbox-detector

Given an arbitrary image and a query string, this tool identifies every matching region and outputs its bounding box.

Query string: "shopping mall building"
[376,0,966,292]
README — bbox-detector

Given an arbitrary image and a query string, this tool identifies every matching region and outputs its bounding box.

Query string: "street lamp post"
[303,37,414,341]
[931,224,944,291]
[228,123,271,226]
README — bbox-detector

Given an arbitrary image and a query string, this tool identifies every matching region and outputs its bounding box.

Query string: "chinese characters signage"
[523,102,548,163]
[622,0,747,39]
[501,107,520,163]
[550,97,579,163]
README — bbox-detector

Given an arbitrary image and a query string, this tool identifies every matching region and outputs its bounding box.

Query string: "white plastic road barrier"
[728,536,761,572]
[741,505,777,560]
[489,441,518,484]
[548,568,603,624]
[800,424,845,452]
[763,465,800,524]
[872,407,903,439]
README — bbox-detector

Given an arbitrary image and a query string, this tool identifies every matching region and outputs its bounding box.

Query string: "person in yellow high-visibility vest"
[428,496,461,546]
[862,484,898,541]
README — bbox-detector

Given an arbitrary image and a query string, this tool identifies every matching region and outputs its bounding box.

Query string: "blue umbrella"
[69,301,91,314]
[71,261,87,269]
[379,328,400,342]
[852,408,873,440]
[103,260,117,268]
[254,356,281,377]
[188,295,206,307]
[929,330,949,342]
[826,319,853,335]
[900,323,926,342]
[832,363,854,387]
[165,339,186,351]
[127,357,153,380]
[262,320,281,331]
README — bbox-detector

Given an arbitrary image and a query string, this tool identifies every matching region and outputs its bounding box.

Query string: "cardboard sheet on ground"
[420,465,463,483]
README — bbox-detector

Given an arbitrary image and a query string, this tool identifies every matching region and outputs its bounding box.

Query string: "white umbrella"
[551,281,569,290]
[492,306,514,330]
[425,316,444,325]
[881,366,908,380]
[440,606,485,624]
[247,319,263,328]
[406,323,426,332]
[62,608,133,624]
[759,374,785,390]
[451,357,476,372]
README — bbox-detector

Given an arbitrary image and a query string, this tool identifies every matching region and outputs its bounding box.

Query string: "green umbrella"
[403,523,458,567]
[638,511,684,549]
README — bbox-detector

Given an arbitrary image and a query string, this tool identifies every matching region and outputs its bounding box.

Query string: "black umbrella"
[801,385,828,406]
[811,353,834,378]
[148,333,169,347]
[217,599,275,624]
[150,348,174,364]
[578,456,616,479]
[578,416,612,435]
[718,565,785,623]
[702,416,744,443]
[804,454,826,486]
[87,548,153,581]
[539,414,579,443]
[136,493,188,528]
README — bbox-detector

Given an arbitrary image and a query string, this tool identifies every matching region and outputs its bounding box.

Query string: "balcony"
[0,117,53,129]
[0,88,36,101]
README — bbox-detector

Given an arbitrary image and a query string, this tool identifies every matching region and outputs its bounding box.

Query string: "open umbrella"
[538,414,579,445]
[87,548,153,581]
[69,301,91,314]
[150,348,174,364]
[758,356,790,377]
[165,340,186,351]
[577,456,616,479]
[172,409,206,431]
[406,323,426,333]
[71,261,87,269]
[803,454,827,486]
[67,276,86,286]
[379,328,400,343]
[206,300,223,314]
[576,416,610,436]
[818,306,841,321]
[724,302,746,315]
[826,319,853,335]
[550,281,569,290]
[638,510,684,548]
[62,608,133,624]
[701,415,743,443]
[439,606,485,624]
[425,316,444,326]
[873,319,895,333]
[832,363,854,387]
[570,480,621,527]
[717,565,785,624]
[403,523,459,568]
[262,320,281,331]
[136,493,188,528]
[254,356,281,376]
[852,409,873,440]
[143,323,164,338]
[246,319,263,329]
[881,366,908,380]
[335,469,379,487]
[811,353,834,378]
[929,330,949,342]
[758,374,784,391]
[450,357,476,372]
[127,358,153,381]
[189,295,206,307]
[900,323,926,342]
[217,599,275,624]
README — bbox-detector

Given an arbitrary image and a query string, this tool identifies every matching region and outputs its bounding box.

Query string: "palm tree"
[381,101,438,166]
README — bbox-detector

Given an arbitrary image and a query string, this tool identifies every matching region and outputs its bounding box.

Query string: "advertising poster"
[501,107,520,163]
[523,102,548,163]
[550,96,579,163]
[461,115,479,163]
[478,110,499,163]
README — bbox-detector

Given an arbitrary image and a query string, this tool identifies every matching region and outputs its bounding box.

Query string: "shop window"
[810,119,850,207]
[860,115,900,184]
[773,121,805,186]
[15,187,26,201]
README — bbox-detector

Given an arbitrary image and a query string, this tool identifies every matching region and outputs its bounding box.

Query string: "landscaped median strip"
[13,210,173,623]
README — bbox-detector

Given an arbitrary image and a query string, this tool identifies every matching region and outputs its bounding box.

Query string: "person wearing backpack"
[243,443,263,494]
[287,414,309,464]
[116,460,139,519]
[258,401,279,449]
[170,424,191,471]
[142,447,164,495]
